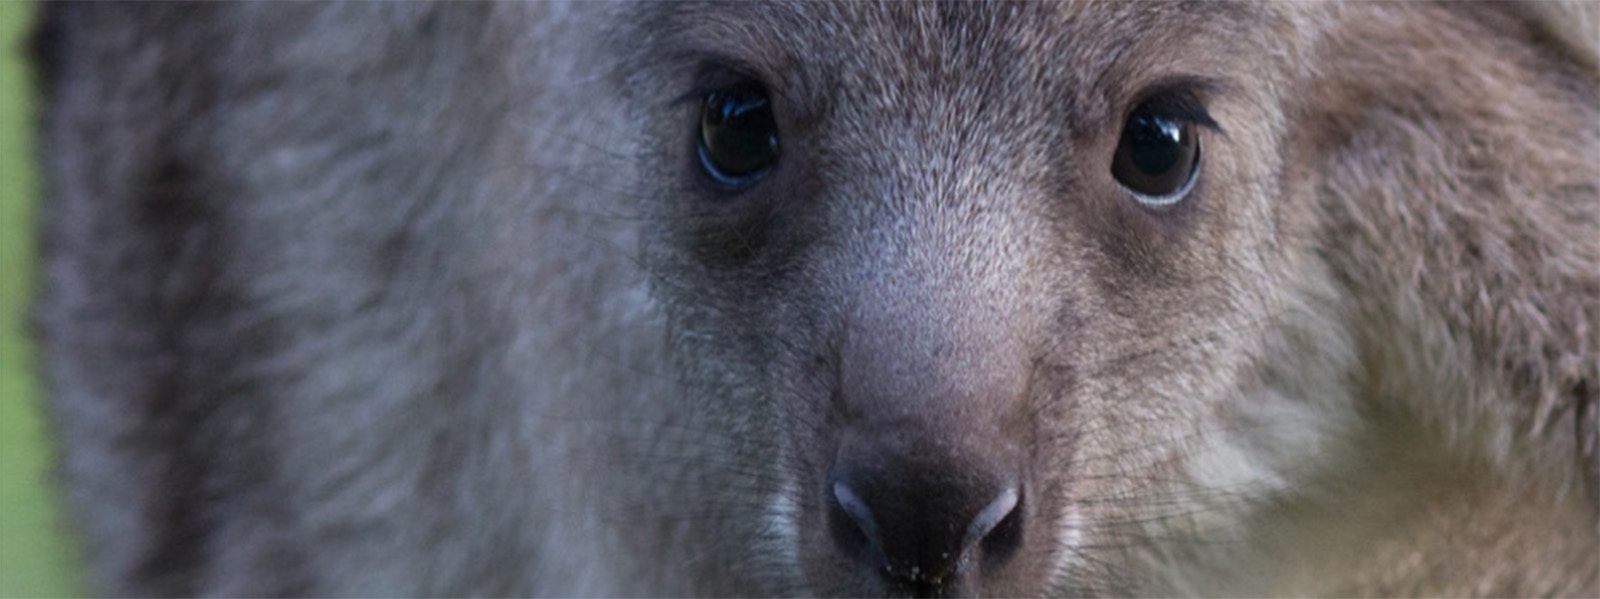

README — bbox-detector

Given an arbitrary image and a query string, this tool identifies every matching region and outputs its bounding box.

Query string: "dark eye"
[1110,101,1202,205]
[698,82,780,186]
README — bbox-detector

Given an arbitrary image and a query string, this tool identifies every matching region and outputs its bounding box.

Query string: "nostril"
[830,481,882,560]
[833,481,881,546]
[977,486,1024,565]
[962,485,1019,553]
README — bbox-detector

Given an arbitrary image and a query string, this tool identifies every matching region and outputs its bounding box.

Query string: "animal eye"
[1110,100,1202,205]
[698,81,780,186]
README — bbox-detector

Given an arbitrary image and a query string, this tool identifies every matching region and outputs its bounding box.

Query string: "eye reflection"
[698,82,780,186]
[1111,99,1204,204]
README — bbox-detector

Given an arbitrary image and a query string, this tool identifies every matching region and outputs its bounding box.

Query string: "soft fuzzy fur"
[31,2,1598,596]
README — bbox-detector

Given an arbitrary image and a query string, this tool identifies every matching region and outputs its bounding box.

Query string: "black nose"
[827,460,1023,592]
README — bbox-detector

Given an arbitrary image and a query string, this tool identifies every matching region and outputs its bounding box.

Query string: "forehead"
[620,1,1274,128]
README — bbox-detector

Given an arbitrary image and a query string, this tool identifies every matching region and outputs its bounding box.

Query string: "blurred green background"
[1,2,86,597]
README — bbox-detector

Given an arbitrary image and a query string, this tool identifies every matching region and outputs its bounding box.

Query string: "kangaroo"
[31,2,1599,596]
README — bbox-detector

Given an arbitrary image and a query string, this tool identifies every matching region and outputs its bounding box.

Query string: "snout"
[795,241,1053,596]
[826,430,1026,595]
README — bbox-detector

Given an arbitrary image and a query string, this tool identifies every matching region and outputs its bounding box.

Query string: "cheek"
[1062,223,1284,476]
[1207,90,1295,256]
[1060,306,1267,517]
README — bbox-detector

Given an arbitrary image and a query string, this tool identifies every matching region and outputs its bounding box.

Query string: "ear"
[1481,0,1600,508]
[1290,2,1599,497]
[32,5,244,595]
[1504,0,1600,74]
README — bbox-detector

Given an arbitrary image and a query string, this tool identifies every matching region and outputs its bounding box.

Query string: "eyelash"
[675,61,768,106]
[1128,88,1220,132]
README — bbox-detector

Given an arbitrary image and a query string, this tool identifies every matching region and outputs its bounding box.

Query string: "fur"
[32,2,1598,596]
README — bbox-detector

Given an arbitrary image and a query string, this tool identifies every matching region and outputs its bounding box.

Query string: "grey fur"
[32,2,1599,596]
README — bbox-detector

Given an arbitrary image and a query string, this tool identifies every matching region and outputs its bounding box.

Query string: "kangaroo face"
[35,1,1598,596]
[621,3,1315,594]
